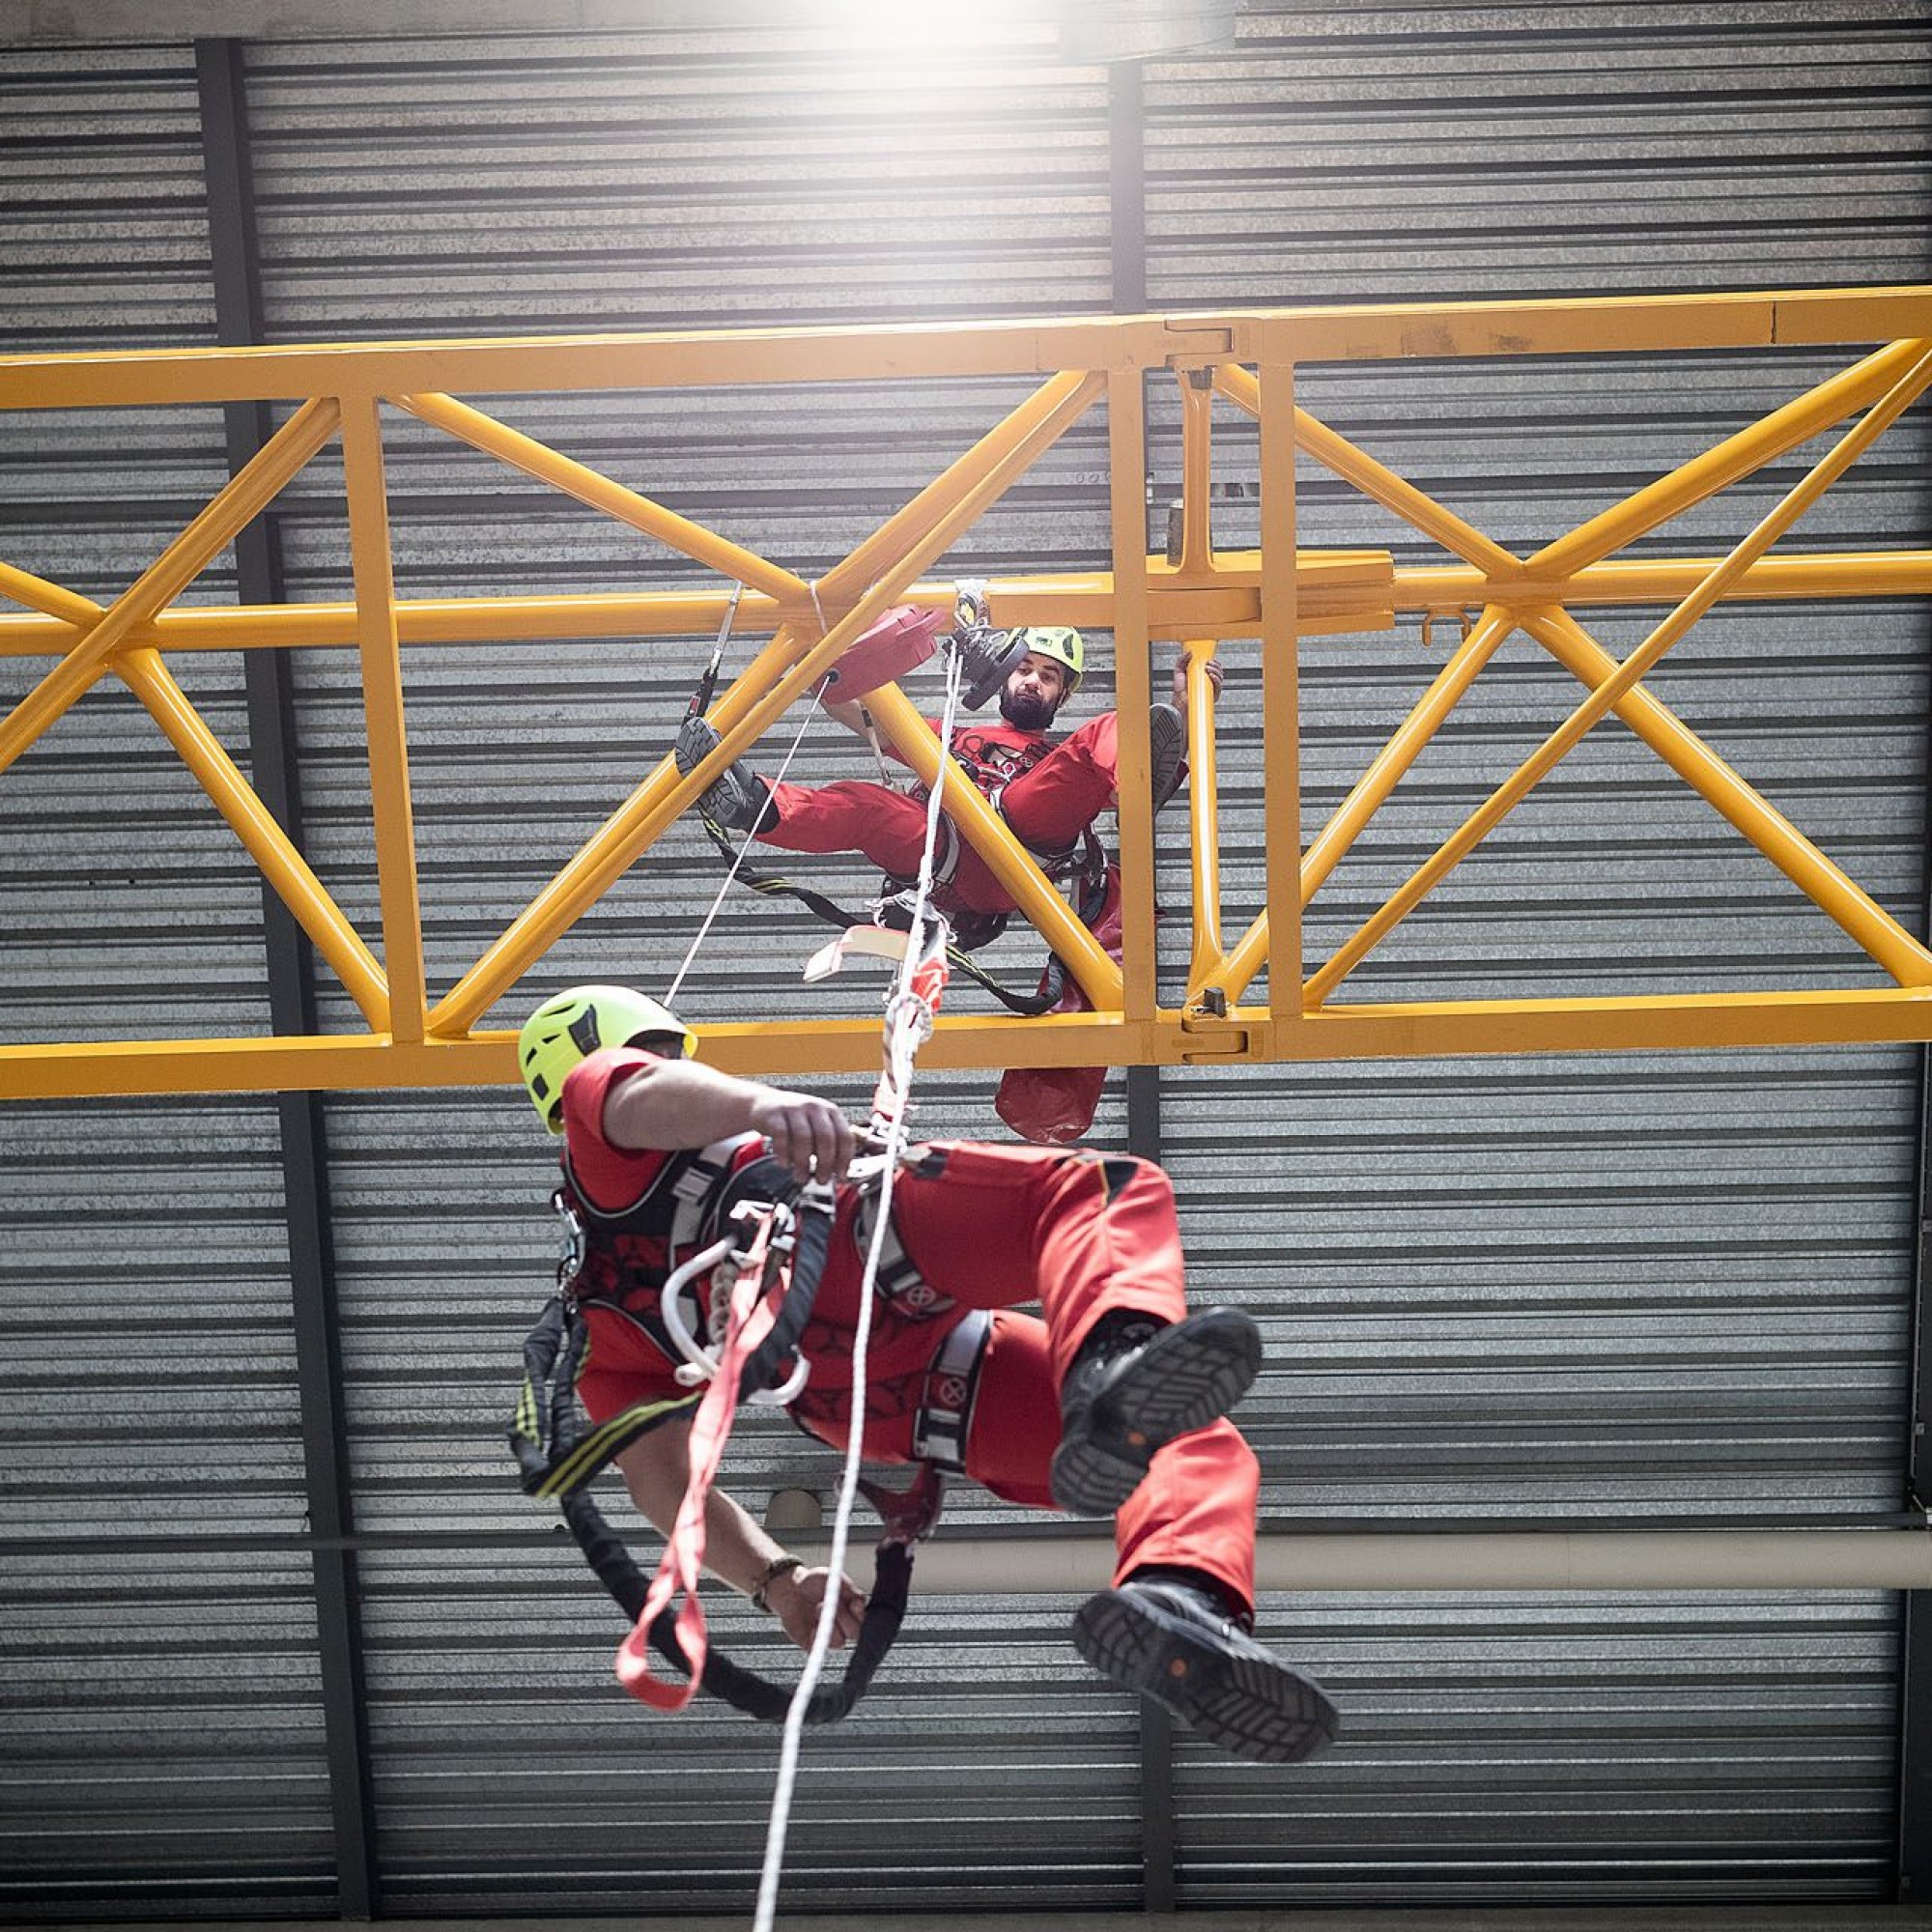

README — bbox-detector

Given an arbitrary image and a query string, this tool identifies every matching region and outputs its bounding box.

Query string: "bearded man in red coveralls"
[517,983,1340,1763]
[675,625,1220,923]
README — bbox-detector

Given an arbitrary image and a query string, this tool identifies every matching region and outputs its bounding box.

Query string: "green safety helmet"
[1013,625,1084,697]
[518,983,696,1135]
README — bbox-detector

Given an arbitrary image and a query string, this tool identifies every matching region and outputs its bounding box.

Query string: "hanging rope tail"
[612,1191,840,1711]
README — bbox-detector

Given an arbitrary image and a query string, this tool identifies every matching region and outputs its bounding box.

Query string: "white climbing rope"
[664,693,821,1014]
[751,644,967,1932]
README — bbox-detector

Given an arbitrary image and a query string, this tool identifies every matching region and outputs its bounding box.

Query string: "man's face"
[997,651,1071,731]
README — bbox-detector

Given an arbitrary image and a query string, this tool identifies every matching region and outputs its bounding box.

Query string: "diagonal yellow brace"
[1216,365,1524,579]
[429,370,1107,1035]
[117,647,391,1025]
[0,397,339,781]
[395,391,810,607]
[426,627,804,1037]
[341,395,428,1042]
[1202,606,1520,1009]
[0,558,104,628]
[1305,340,1932,1006]
[1528,336,1928,582]
[818,370,1097,609]
[1521,606,1932,985]
[859,683,1122,1009]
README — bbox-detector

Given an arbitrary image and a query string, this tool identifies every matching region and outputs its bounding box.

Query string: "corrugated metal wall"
[2,2,1927,1918]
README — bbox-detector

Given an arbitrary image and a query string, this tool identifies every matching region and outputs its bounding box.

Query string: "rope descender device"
[659,1194,818,1408]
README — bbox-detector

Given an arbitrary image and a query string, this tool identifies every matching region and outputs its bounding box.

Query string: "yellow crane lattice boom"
[3,288,1931,1100]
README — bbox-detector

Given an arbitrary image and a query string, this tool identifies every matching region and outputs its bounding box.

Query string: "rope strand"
[752,646,965,1932]
[664,688,824,1011]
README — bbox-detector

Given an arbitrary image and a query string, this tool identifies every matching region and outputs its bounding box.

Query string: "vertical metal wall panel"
[0,1551,337,1920]
[239,27,1107,336]
[1145,1,1932,304]
[0,43,269,1047]
[0,1102,333,1918]
[1180,1590,1902,1907]
[0,42,215,352]
[1138,0,1932,1903]
[0,41,331,1925]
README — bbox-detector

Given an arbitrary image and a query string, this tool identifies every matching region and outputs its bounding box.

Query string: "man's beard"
[999,687,1058,731]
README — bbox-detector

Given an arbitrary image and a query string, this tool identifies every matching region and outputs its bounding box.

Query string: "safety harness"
[509,1155,945,1723]
[683,591,1112,1012]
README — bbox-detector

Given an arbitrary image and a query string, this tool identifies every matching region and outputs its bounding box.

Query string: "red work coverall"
[561,1046,1260,1612]
[753,712,1131,915]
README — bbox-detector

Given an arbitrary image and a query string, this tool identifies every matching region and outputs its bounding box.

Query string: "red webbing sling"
[614,1208,786,1710]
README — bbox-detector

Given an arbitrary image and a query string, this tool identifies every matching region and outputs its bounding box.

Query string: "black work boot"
[1049,1305,1262,1516]
[674,715,778,833]
[1073,1577,1340,1765]
[1148,701,1186,810]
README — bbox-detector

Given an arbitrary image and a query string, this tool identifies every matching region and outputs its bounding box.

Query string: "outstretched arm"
[602,1055,858,1181]
[615,1417,867,1652]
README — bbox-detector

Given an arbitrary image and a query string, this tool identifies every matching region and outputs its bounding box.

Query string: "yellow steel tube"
[1214,365,1522,578]
[1310,606,1519,902]
[0,559,99,626]
[1396,551,1932,611]
[117,647,391,1023]
[1176,372,1215,573]
[0,551,1394,659]
[25,978,1932,1102]
[0,313,1173,412]
[1258,360,1303,1027]
[1305,339,1932,1006]
[858,682,1122,1008]
[1179,639,1228,993]
[1109,367,1158,1021]
[1523,606,1932,984]
[0,397,338,781]
[818,370,1095,606]
[1528,336,1926,581]
[9,547,1920,664]
[341,394,428,1043]
[1203,606,1518,1008]
[395,391,809,606]
[11,291,1931,418]
[431,370,1109,1035]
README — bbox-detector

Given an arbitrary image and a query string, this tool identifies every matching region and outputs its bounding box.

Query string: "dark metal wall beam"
[1904,1036,1932,1896]
[1896,572,1932,1898]
[194,37,379,1921]
[1114,50,1176,1909]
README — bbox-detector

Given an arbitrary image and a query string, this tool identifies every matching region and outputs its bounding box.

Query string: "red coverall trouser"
[755,713,1125,916]
[799,1139,1259,1616]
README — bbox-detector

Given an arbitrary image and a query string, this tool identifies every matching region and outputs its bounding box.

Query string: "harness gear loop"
[658,1192,821,1407]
